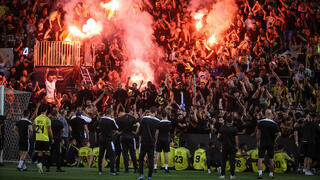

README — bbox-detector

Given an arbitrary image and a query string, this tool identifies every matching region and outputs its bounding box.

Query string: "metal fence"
[34,41,81,67]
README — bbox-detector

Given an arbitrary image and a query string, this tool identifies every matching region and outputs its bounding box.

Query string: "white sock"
[269,172,273,177]
[165,164,168,170]
[154,164,157,169]
[258,170,262,176]
[23,163,27,170]
[18,160,24,168]
[208,169,211,173]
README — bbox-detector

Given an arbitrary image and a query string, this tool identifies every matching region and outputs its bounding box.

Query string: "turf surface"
[0,163,318,180]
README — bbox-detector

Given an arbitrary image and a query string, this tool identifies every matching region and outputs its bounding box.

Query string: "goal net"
[0,86,32,161]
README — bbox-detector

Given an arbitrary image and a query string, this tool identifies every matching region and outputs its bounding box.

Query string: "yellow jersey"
[79,147,93,167]
[174,147,191,170]
[34,114,51,142]
[235,151,247,173]
[274,152,290,173]
[92,147,108,168]
[160,147,175,168]
[193,148,207,170]
[248,149,266,173]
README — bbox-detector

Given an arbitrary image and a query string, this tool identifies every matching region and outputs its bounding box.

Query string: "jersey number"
[195,155,200,163]
[175,155,183,164]
[274,161,281,168]
[35,125,44,134]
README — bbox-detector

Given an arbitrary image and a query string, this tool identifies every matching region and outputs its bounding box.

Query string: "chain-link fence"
[3,88,32,161]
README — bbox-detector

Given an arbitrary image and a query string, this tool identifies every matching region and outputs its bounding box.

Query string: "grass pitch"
[0,163,319,180]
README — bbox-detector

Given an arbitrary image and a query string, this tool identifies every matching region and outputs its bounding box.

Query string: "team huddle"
[14,106,297,179]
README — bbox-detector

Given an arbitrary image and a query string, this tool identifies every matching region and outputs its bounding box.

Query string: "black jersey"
[219,124,238,149]
[157,120,171,141]
[15,118,32,141]
[116,114,137,135]
[51,118,64,140]
[258,118,280,145]
[97,116,119,140]
[139,116,160,145]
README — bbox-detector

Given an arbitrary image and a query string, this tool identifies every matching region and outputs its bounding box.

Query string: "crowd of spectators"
[0,0,319,144]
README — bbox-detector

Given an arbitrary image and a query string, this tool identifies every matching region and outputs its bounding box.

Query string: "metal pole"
[0,85,4,116]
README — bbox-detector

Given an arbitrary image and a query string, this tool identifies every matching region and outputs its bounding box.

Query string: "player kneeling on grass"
[13,110,33,171]
[273,145,294,173]
[193,143,207,171]
[206,141,222,174]
[78,141,93,168]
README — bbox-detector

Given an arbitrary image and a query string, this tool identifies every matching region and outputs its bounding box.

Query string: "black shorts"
[258,144,274,159]
[302,142,316,158]
[156,139,170,152]
[35,141,50,152]
[19,140,30,151]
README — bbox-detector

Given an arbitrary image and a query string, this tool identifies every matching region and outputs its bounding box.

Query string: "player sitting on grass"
[273,145,294,173]
[78,141,93,168]
[193,143,207,171]
[174,140,191,171]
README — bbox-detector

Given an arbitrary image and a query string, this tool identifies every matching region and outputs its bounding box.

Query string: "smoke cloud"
[62,0,165,86]
[189,0,238,41]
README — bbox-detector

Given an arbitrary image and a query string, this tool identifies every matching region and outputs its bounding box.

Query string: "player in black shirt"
[301,115,320,176]
[13,110,33,171]
[206,141,222,174]
[50,110,65,172]
[154,110,171,173]
[217,117,239,179]
[137,107,160,180]
[97,108,119,176]
[69,111,89,147]
[116,108,140,173]
[256,109,281,179]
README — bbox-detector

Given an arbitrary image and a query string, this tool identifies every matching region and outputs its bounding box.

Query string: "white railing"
[34,41,81,67]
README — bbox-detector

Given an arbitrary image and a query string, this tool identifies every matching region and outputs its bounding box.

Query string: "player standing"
[116,108,140,173]
[154,111,171,173]
[256,109,281,179]
[97,108,119,176]
[217,117,239,179]
[13,110,33,171]
[137,107,160,180]
[34,104,54,174]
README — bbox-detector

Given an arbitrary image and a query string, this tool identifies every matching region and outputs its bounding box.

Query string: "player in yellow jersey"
[193,144,207,170]
[78,141,93,168]
[235,144,248,173]
[92,147,108,168]
[34,105,53,174]
[174,141,191,170]
[273,145,294,173]
[248,149,266,173]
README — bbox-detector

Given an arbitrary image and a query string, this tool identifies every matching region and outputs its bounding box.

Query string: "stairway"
[80,66,94,87]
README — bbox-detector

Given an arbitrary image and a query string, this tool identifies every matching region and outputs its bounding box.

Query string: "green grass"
[0,163,318,180]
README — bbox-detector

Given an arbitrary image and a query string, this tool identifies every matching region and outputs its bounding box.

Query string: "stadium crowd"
[0,0,320,178]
